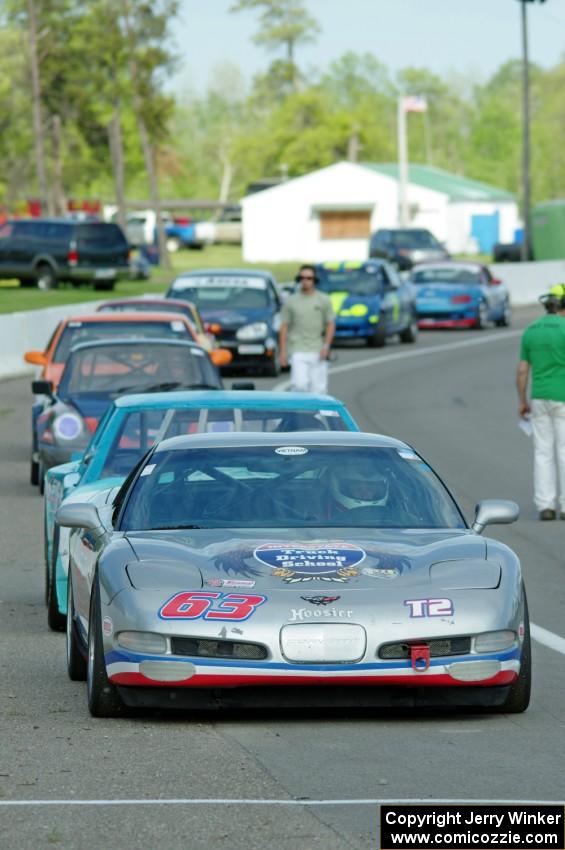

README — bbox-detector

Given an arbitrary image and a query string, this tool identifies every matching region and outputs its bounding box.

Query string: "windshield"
[58,343,218,399]
[318,268,385,296]
[88,407,349,482]
[390,230,440,249]
[120,445,465,530]
[172,277,269,310]
[54,319,191,361]
[412,267,482,285]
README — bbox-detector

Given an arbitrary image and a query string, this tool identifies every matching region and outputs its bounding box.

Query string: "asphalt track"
[0,305,564,850]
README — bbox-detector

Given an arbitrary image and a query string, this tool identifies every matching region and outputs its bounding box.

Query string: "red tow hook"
[410,644,430,672]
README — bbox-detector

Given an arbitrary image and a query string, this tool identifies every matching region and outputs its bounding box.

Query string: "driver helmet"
[331,464,389,509]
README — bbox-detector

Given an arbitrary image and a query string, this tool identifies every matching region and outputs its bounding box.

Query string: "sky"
[173,0,565,95]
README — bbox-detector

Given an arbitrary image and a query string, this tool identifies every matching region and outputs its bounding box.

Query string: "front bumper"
[334,319,376,339]
[106,647,520,701]
[218,338,277,367]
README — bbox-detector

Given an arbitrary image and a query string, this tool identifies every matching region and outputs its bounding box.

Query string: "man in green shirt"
[279,265,335,394]
[516,284,565,520]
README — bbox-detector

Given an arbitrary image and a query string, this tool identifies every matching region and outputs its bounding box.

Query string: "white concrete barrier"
[0,264,562,381]
[0,301,102,380]
[491,259,565,306]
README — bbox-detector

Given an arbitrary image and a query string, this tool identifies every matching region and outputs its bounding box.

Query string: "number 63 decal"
[159,591,266,622]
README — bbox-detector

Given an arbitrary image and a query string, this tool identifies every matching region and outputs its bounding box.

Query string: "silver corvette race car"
[57,432,529,718]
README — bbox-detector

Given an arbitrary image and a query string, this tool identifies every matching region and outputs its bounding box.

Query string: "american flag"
[402,95,428,113]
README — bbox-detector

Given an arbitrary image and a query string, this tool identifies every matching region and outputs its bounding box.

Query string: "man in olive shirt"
[279,264,335,393]
[517,284,565,520]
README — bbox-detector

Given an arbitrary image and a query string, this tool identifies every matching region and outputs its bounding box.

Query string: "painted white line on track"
[273,330,523,391]
[531,623,565,655]
[0,798,561,808]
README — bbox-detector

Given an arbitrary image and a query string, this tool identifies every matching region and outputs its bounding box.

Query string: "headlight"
[53,412,83,441]
[236,322,268,341]
[474,630,517,653]
[117,631,168,654]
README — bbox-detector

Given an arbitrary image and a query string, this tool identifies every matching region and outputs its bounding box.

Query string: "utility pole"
[519,0,531,261]
[517,0,546,261]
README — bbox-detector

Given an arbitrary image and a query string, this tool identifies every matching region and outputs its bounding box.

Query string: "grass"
[0,246,299,315]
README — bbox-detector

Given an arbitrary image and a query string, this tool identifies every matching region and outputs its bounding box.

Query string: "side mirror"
[210,348,233,367]
[231,381,255,391]
[32,379,54,397]
[24,350,47,366]
[56,502,102,530]
[489,278,502,286]
[472,500,519,535]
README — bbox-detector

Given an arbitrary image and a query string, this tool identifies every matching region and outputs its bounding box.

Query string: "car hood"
[416,284,481,300]
[327,292,380,316]
[124,528,494,591]
[200,307,273,330]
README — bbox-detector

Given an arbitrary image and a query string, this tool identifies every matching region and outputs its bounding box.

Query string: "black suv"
[0,219,130,290]
[369,228,450,270]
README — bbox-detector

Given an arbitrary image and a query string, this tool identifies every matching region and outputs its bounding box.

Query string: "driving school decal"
[254,542,365,583]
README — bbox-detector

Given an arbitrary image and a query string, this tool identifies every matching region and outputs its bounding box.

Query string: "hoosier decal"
[254,542,365,583]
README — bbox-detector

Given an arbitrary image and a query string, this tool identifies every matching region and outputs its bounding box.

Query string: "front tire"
[399,316,418,344]
[475,301,488,330]
[496,301,511,327]
[367,320,386,348]
[87,579,125,717]
[47,527,65,632]
[263,351,281,377]
[36,264,57,291]
[494,591,531,714]
[166,236,182,253]
[66,578,87,681]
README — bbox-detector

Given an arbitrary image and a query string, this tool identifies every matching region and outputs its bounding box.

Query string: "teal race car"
[315,261,418,347]
[44,390,359,630]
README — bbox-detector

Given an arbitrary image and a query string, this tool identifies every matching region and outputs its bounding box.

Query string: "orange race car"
[95,296,214,351]
[25,311,231,487]
[24,310,231,388]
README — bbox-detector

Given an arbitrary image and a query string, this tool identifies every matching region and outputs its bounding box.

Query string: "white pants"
[290,352,329,394]
[531,399,565,512]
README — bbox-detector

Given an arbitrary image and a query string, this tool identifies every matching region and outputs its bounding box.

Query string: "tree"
[231,0,320,92]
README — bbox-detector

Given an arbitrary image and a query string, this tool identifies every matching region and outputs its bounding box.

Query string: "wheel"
[367,320,386,348]
[87,579,125,717]
[38,460,45,495]
[47,527,65,632]
[66,578,87,681]
[35,264,57,291]
[399,316,418,344]
[166,236,182,253]
[495,301,511,327]
[93,279,116,292]
[474,301,488,330]
[494,590,531,714]
[30,454,39,486]
[263,351,281,377]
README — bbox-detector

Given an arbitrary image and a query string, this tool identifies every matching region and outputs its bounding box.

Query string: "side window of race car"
[112,453,152,526]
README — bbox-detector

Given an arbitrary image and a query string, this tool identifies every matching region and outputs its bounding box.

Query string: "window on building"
[319,210,371,240]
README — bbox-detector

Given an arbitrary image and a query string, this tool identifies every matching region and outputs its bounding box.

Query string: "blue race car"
[167,269,283,376]
[411,262,511,329]
[44,391,359,630]
[315,261,418,347]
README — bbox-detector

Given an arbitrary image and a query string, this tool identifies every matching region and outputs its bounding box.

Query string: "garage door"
[320,211,371,240]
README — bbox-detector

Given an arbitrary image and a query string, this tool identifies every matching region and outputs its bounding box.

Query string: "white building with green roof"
[241,161,519,263]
